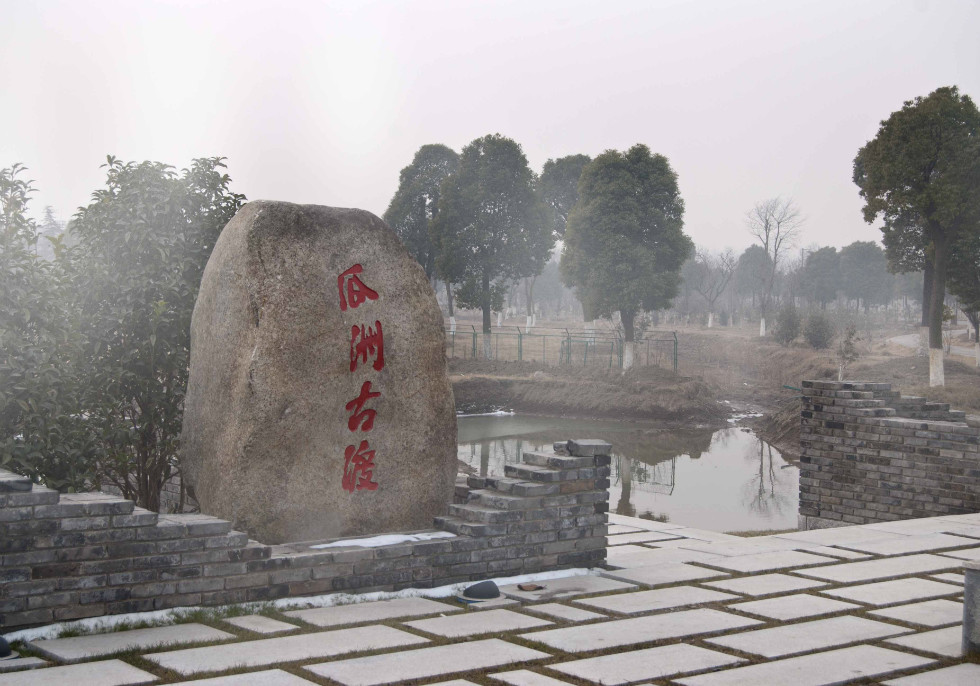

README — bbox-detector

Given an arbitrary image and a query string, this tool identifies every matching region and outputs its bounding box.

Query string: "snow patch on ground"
[727,412,763,424]
[3,568,595,643]
[309,531,455,549]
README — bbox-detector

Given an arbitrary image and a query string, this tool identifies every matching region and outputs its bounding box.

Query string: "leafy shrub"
[805,310,836,349]
[773,302,801,345]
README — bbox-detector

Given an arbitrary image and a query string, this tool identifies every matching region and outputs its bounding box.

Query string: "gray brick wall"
[799,380,980,529]
[0,439,609,629]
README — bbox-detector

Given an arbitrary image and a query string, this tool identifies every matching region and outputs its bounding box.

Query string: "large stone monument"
[180,201,457,543]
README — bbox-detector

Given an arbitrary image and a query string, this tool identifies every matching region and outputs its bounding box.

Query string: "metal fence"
[445,326,678,371]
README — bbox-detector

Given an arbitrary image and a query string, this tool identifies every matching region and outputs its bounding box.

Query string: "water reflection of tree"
[741,437,792,518]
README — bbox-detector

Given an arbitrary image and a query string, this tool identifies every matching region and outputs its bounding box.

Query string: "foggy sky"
[2,0,978,255]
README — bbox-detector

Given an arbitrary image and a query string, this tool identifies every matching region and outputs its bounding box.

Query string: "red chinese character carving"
[337,264,379,311]
[345,380,380,432]
[350,321,385,372]
[343,440,379,492]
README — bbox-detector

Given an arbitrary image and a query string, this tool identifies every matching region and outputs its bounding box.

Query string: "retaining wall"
[799,380,980,529]
[0,439,609,630]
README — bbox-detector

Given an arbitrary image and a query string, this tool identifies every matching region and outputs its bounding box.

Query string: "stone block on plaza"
[181,201,457,543]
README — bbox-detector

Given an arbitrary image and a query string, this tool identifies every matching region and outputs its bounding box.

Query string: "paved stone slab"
[883,664,980,685]
[524,603,606,622]
[678,539,808,556]
[799,545,870,560]
[608,513,685,530]
[699,549,835,573]
[608,524,642,534]
[489,669,573,686]
[821,578,961,606]
[520,609,760,653]
[730,593,860,621]
[461,597,521,610]
[304,639,550,686]
[169,671,318,685]
[931,572,965,585]
[428,682,480,686]
[29,623,235,662]
[939,546,980,561]
[0,657,47,674]
[574,585,738,614]
[601,563,728,587]
[223,614,300,634]
[607,531,682,545]
[703,573,827,597]
[794,553,959,583]
[666,527,741,541]
[870,599,964,627]
[498,575,635,601]
[146,624,428,676]
[550,643,744,685]
[606,545,724,567]
[705,615,909,658]
[776,527,912,547]
[884,626,963,657]
[836,533,978,556]
[675,645,933,686]
[0,659,157,686]
[405,609,552,637]
[284,597,459,627]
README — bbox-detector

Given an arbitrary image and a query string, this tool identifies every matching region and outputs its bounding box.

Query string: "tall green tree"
[801,246,840,309]
[69,157,245,510]
[839,241,891,312]
[854,86,980,386]
[560,144,692,369]
[432,134,552,358]
[539,154,591,238]
[0,165,95,490]
[735,244,773,313]
[383,144,459,318]
[526,153,591,327]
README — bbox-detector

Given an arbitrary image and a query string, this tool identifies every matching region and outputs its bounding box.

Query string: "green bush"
[773,302,801,345]
[805,310,836,349]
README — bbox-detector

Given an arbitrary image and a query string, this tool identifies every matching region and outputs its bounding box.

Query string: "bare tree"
[746,197,804,336]
[690,247,736,327]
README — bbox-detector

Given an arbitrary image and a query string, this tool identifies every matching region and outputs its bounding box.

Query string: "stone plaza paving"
[4,513,980,685]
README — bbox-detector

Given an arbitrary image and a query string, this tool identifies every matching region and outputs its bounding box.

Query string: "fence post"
[583,338,588,365]
[672,331,678,373]
[608,340,614,368]
[564,329,571,366]
[471,325,477,359]
[514,326,523,362]
[451,330,455,358]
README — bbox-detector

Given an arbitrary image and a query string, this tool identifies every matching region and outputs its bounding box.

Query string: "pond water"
[457,414,799,533]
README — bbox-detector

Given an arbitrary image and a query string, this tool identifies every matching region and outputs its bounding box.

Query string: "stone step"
[0,470,33,493]
[448,504,525,524]
[469,490,544,511]
[485,477,559,497]
[522,452,596,470]
[35,493,136,517]
[504,464,585,483]
[433,515,509,537]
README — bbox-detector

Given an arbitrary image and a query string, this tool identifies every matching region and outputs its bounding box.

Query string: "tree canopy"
[560,144,691,352]
[839,241,891,311]
[853,85,980,383]
[431,134,552,352]
[538,154,591,238]
[801,246,839,308]
[382,144,459,281]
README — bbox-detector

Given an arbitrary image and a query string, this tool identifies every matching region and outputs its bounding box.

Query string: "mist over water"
[457,414,798,532]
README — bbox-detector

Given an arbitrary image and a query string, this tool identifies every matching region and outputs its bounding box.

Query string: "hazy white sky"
[2,0,978,254]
